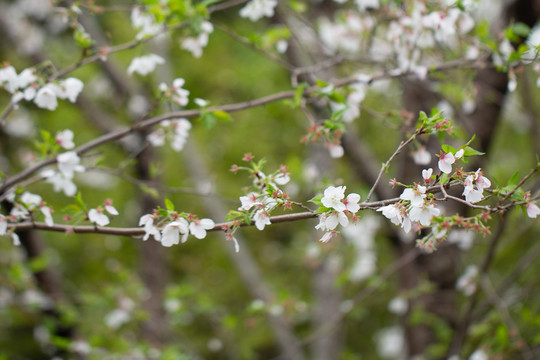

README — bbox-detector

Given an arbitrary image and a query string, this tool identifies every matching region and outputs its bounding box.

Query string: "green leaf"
[165,197,175,211]
[441,144,456,154]
[313,207,330,214]
[462,146,485,156]
[512,22,531,37]
[201,111,218,129]
[212,110,232,122]
[507,171,520,187]
[73,28,95,48]
[308,194,323,206]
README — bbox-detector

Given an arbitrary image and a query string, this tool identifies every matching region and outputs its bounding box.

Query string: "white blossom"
[34,84,58,110]
[161,219,189,247]
[413,147,431,165]
[527,203,540,218]
[456,265,478,296]
[42,170,78,197]
[328,144,344,158]
[139,214,161,241]
[131,7,162,40]
[189,218,215,239]
[254,210,271,230]
[57,151,85,178]
[400,185,426,208]
[388,297,408,315]
[55,77,84,103]
[127,54,165,76]
[56,129,75,149]
[239,0,278,22]
[321,186,347,212]
[88,208,109,226]
[377,205,402,226]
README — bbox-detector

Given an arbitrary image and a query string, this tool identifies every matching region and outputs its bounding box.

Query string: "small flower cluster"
[88,199,119,227]
[312,185,361,243]
[42,151,85,197]
[0,64,84,111]
[147,118,191,152]
[0,191,55,245]
[131,7,162,40]
[226,155,294,250]
[378,183,440,235]
[181,21,214,58]
[127,54,165,76]
[159,78,190,107]
[239,0,278,22]
[138,210,215,248]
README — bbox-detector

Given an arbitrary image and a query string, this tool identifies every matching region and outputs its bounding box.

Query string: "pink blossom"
[438,152,455,174]
[527,203,540,218]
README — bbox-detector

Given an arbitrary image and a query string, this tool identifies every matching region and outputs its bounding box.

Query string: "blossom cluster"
[181,21,214,58]
[236,168,291,231]
[147,118,191,152]
[239,0,278,22]
[42,151,85,197]
[313,185,361,243]
[0,65,83,111]
[138,212,215,248]
[0,191,55,245]
[88,199,119,227]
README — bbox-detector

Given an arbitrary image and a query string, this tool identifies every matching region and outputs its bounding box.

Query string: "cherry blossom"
[170,78,190,106]
[239,192,260,211]
[55,78,84,103]
[42,170,78,197]
[356,0,379,12]
[34,84,58,110]
[438,152,455,174]
[0,215,7,236]
[400,185,426,208]
[343,193,361,213]
[161,219,189,247]
[180,21,213,58]
[239,0,278,22]
[254,210,271,230]
[462,169,491,203]
[328,144,345,158]
[88,208,109,226]
[57,151,85,178]
[0,65,18,93]
[527,203,540,218]
[189,218,215,239]
[422,168,432,182]
[127,54,165,76]
[170,119,191,151]
[139,214,161,241]
[456,265,478,296]
[131,7,161,40]
[413,147,431,165]
[376,204,402,226]
[315,211,349,231]
[321,186,347,212]
[320,231,338,243]
[56,129,75,149]
[408,203,440,226]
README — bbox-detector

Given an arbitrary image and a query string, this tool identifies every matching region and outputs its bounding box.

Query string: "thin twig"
[364,128,425,202]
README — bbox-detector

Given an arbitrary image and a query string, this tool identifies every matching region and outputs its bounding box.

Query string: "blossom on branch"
[239,0,278,22]
[161,219,189,247]
[127,54,165,76]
